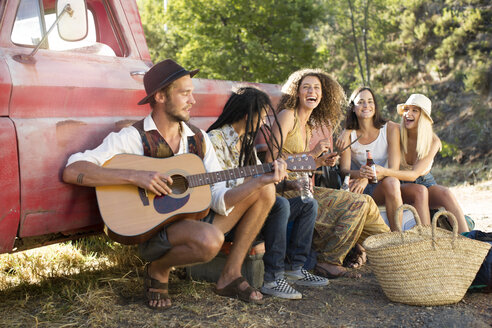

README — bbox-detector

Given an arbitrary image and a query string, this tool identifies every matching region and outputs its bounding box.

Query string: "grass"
[1,231,491,327]
[1,162,490,327]
[0,236,144,328]
[432,159,491,186]
[0,236,141,291]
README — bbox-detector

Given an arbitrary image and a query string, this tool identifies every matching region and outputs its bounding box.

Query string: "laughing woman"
[266,69,390,279]
[370,94,469,233]
[338,87,430,231]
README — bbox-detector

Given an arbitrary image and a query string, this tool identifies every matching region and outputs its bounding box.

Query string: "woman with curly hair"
[266,69,390,279]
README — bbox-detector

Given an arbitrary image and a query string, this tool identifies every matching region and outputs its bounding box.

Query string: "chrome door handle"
[130,71,146,76]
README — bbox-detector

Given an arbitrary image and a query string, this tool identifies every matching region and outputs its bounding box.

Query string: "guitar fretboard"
[187,163,273,187]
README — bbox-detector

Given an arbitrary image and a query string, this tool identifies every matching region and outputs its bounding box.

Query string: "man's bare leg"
[147,220,224,308]
[213,184,276,301]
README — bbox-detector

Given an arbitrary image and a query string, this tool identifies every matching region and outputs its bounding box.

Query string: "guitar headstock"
[285,155,316,172]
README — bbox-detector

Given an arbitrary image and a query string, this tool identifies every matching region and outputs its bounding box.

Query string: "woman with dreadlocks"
[266,69,390,279]
[207,87,328,300]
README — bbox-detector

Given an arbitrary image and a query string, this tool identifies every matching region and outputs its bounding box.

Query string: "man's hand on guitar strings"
[131,170,173,196]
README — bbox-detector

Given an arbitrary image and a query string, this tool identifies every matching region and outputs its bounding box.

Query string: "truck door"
[0,45,21,253]
[1,0,150,250]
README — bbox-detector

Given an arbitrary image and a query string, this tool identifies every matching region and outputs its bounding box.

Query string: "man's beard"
[164,101,190,123]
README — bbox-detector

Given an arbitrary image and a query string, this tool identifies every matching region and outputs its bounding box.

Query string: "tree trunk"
[348,0,366,85]
[363,0,371,86]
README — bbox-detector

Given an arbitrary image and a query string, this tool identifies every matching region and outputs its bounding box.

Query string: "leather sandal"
[314,263,361,279]
[143,263,171,310]
[215,277,264,304]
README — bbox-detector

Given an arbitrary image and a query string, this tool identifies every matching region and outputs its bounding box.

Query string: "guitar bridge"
[138,187,149,206]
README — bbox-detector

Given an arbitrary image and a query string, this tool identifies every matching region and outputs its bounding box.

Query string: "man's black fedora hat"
[138,59,199,105]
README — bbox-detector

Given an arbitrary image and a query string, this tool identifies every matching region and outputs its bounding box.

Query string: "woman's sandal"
[215,277,264,304]
[143,263,172,310]
[314,263,361,279]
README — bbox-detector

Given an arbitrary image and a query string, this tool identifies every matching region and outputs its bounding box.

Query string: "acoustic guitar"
[96,153,316,244]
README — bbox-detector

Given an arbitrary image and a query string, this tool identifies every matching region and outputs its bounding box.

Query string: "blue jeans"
[261,196,318,282]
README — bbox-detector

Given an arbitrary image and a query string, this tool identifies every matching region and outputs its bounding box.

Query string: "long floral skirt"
[283,186,389,266]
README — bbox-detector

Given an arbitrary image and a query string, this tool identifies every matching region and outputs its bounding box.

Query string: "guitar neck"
[187,163,273,187]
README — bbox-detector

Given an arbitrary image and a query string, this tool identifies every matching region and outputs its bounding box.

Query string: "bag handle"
[394,204,422,244]
[394,204,422,231]
[431,210,458,249]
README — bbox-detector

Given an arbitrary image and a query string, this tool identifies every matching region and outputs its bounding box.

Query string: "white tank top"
[350,124,388,170]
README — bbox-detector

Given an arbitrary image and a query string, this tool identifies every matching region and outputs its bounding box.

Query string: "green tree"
[137,0,168,63]
[312,0,395,90]
[141,0,323,83]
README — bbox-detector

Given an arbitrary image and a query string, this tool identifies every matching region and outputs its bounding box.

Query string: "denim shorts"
[363,181,381,196]
[138,210,216,262]
[402,172,437,188]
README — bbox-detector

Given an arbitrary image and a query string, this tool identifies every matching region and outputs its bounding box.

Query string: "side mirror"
[56,0,88,41]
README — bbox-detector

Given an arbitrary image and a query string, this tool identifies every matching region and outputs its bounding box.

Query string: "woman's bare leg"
[371,177,402,231]
[401,183,430,225]
[428,185,468,233]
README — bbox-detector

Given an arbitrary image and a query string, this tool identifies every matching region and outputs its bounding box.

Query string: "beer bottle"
[366,150,378,184]
[298,172,313,202]
[341,175,350,191]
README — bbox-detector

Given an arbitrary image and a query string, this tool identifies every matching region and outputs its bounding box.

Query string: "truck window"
[11,0,123,57]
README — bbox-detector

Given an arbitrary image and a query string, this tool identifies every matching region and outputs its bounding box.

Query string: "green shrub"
[440,140,460,158]
[464,60,491,96]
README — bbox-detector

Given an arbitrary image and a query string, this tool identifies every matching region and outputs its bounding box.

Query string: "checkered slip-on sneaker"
[260,278,302,299]
[285,268,330,287]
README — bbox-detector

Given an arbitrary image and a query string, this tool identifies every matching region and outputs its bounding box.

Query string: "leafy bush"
[464,60,491,96]
[440,140,460,158]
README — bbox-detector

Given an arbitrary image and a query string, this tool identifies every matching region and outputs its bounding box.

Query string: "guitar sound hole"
[170,174,188,194]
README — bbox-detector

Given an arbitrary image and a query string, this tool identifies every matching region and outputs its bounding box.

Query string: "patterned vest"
[132,119,205,159]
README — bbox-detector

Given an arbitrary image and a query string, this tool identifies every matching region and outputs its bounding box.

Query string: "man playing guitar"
[63,59,287,309]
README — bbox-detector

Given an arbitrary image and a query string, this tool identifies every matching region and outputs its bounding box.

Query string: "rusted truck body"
[0,0,286,254]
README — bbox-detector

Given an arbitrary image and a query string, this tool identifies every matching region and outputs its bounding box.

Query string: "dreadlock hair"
[207,87,283,167]
[345,86,387,130]
[277,68,346,134]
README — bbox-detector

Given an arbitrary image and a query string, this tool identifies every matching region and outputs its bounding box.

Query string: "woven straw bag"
[363,204,491,306]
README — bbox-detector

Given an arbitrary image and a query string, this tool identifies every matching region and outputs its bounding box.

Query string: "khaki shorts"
[138,211,216,262]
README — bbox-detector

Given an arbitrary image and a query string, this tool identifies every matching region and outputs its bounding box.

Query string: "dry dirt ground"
[91,268,492,328]
[1,181,491,328]
[450,180,492,232]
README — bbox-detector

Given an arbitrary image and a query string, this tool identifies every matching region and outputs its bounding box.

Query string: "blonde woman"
[338,87,430,231]
[367,94,469,233]
[266,69,390,279]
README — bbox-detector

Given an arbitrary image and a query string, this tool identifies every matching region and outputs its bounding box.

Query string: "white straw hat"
[397,94,433,123]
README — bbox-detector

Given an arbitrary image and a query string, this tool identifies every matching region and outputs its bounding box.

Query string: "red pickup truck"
[0,0,287,254]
